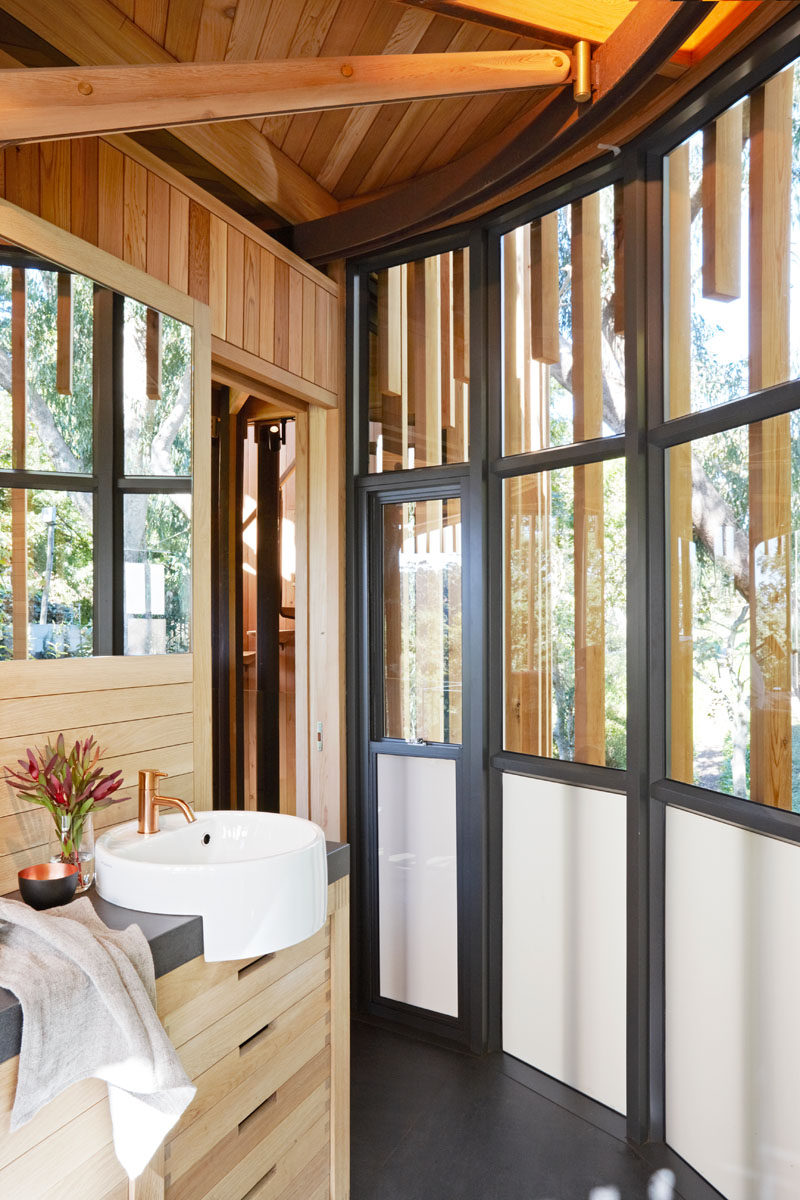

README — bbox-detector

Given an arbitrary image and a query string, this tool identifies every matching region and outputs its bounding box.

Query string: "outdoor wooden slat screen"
[571,195,606,766]
[667,62,800,812]
[668,143,694,786]
[501,184,625,769]
[369,250,469,473]
[748,70,793,810]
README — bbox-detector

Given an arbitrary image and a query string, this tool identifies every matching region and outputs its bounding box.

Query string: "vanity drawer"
[165,1047,330,1200]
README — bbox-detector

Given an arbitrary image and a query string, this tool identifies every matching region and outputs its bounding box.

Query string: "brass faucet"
[137,769,197,835]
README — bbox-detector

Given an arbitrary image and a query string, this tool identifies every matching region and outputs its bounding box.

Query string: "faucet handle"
[139,768,168,791]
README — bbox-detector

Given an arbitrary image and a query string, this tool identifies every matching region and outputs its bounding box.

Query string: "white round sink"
[96,810,327,962]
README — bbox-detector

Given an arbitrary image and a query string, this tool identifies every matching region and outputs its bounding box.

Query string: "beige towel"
[0,895,195,1178]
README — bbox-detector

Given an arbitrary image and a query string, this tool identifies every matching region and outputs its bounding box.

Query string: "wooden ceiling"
[0,0,777,260]
[113,0,570,204]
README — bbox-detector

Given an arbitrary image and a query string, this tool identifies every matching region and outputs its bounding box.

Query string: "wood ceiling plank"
[398,0,636,44]
[194,0,236,61]
[296,0,415,178]
[405,28,522,175]
[163,0,204,60]
[277,0,376,157]
[353,22,499,195]
[134,0,169,46]
[259,0,345,148]
[225,0,278,63]
[0,0,338,223]
[314,10,456,192]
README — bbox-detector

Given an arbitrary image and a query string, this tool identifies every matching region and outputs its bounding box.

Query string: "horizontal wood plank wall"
[0,137,339,407]
[0,655,195,895]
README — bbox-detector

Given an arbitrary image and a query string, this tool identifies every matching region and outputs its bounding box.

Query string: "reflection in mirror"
[0,239,193,661]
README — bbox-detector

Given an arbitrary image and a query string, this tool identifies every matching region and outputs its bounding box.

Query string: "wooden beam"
[748,68,793,810]
[0,0,337,224]
[702,101,742,301]
[398,0,636,45]
[56,271,73,396]
[292,0,707,260]
[0,51,571,143]
[212,337,336,410]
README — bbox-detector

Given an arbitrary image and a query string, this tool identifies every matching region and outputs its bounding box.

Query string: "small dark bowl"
[18,863,79,910]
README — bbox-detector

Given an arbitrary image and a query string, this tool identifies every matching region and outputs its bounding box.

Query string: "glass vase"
[49,811,95,893]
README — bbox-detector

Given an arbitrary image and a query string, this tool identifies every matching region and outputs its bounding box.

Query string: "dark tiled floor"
[351,1022,676,1200]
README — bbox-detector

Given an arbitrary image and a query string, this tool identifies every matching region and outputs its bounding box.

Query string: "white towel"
[0,896,195,1179]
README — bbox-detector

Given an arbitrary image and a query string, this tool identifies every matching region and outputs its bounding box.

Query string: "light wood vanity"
[0,875,349,1200]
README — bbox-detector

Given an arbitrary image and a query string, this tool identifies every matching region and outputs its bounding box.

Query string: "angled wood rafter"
[398,0,637,46]
[291,0,709,261]
[0,51,571,143]
[0,0,337,224]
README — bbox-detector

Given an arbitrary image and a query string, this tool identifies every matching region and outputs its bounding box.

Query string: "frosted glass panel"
[377,754,458,1016]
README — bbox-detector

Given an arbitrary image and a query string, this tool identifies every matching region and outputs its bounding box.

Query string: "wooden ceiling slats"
[226,0,278,63]
[313,9,438,192]
[258,0,346,148]
[134,0,169,46]
[359,26,515,194]
[294,1,413,179]
[264,0,378,154]
[164,0,204,60]
[194,0,238,63]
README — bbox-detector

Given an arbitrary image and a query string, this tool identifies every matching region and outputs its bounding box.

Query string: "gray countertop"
[0,840,349,1066]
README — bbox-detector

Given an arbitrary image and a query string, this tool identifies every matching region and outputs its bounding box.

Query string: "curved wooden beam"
[291,0,707,263]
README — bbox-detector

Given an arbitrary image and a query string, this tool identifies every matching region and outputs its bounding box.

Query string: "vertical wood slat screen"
[668,143,694,785]
[0,137,339,402]
[571,194,605,766]
[503,225,553,756]
[370,250,469,472]
[669,65,796,810]
[702,102,743,302]
[748,69,793,809]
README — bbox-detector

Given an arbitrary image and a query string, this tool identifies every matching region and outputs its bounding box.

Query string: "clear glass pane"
[501,184,624,455]
[124,493,191,654]
[25,269,94,473]
[664,62,800,418]
[668,413,800,810]
[0,487,93,659]
[368,249,469,473]
[383,497,462,743]
[123,299,192,476]
[377,753,458,1016]
[503,460,626,767]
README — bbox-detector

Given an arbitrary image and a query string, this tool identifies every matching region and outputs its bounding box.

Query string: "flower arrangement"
[5,734,128,890]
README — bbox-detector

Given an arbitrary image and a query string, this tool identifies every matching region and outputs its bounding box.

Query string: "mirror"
[0,238,196,660]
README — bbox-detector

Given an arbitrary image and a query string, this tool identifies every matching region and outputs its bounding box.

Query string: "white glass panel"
[377,754,458,1016]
